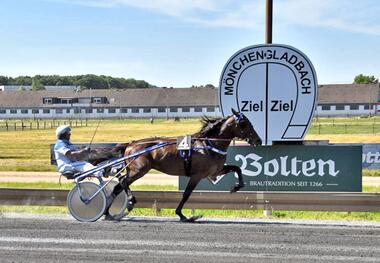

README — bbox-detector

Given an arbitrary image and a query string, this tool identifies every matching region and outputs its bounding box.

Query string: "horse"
[105,109,261,222]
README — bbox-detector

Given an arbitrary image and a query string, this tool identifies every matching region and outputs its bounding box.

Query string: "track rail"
[1,188,380,212]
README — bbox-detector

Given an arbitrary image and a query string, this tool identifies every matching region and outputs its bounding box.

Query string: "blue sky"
[0,0,379,87]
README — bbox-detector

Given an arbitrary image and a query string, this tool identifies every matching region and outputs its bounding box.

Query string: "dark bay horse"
[107,109,261,222]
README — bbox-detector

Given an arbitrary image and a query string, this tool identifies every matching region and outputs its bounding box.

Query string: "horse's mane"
[193,116,229,138]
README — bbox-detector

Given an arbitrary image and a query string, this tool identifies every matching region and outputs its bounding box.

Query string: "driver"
[54,125,102,177]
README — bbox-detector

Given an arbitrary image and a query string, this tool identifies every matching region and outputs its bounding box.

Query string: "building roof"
[0,87,218,108]
[0,85,79,91]
[0,84,378,108]
[317,84,379,104]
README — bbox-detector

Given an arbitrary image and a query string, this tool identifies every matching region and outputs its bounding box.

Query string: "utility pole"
[266,0,273,44]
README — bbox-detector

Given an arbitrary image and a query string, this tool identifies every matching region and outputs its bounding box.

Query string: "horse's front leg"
[176,175,202,222]
[219,165,244,193]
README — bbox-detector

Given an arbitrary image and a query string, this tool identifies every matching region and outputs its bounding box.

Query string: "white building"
[0,84,378,119]
[314,84,379,117]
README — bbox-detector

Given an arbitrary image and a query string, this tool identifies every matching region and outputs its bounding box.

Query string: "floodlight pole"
[266,0,273,44]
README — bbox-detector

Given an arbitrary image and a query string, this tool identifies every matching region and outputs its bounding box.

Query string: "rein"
[131,137,230,155]
[131,137,233,145]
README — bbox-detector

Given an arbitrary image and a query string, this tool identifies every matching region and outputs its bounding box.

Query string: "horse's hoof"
[104,212,127,221]
[104,214,116,221]
[127,201,135,212]
[180,215,203,223]
[230,183,244,193]
[230,186,240,193]
[127,196,136,212]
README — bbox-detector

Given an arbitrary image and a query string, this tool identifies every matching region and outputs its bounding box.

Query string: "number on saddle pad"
[177,135,192,150]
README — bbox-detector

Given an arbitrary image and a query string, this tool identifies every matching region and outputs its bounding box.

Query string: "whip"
[88,118,102,150]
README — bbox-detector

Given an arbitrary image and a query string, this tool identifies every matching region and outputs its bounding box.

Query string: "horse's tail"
[114,143,129,155]
[88,143,130,165]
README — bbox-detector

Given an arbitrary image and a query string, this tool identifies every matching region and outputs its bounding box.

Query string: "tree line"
[0,75,155,90]
[353,74,378,84]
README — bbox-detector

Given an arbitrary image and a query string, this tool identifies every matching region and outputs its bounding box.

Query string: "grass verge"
[0,184,379,222]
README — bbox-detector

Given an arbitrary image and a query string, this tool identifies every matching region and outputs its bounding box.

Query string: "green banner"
[179,145,362,192]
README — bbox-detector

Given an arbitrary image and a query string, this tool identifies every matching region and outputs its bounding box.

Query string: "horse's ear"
[231,108,239,116]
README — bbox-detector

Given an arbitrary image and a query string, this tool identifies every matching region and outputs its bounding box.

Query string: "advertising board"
[362,144,380,169]
[179,145,362,192]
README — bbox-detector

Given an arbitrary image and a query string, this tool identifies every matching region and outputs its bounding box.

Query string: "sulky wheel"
[67,182,107,222]
[103,180,128,218]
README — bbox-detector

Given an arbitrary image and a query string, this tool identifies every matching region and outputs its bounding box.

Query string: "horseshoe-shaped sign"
[219,44,318,145]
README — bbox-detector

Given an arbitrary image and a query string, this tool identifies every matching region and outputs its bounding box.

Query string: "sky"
[0,0,379,87]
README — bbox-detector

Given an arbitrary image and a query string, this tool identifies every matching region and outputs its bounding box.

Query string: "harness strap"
[193,145,227,155]
[179,149,192,177]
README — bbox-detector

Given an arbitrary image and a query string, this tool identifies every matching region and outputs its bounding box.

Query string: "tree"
[31,78,45,91]
[0,76,9,85]
[205,84,216,89]
[353,74,379,84]
[0,74,155,89]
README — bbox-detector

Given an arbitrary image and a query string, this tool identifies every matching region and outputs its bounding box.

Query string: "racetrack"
[1,214,379,263]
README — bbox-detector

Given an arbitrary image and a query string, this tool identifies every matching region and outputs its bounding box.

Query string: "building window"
[65,109,71,114]
[321,105,330,111]
[194,107,203,112]
[74,108,80,114]
[96,108,104,113]
[108,108,116,114]
[182,107,190,112]
[56,109,63,114]
[43,98,52,104]
[93,98,103,104]
[121,108,129,113]
[157,107,166,113]
[131,108,139,113]
[170,107,178,113]
[350,104,359,110]
[85,108,93,114]
[0,109,6,114]
[206,107,214,112]
[21,109,28,114]
[61,99,72,104]
[364,104,371,110]
[43,109,50,114]
[143,108,151,113]
[336,105,345,110]
[32,109,39,114]
[10,109,17,114]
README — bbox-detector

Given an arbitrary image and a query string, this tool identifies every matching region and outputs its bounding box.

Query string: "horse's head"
[227,109,262,146]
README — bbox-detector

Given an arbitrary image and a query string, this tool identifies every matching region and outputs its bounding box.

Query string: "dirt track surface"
[0,214,379,263]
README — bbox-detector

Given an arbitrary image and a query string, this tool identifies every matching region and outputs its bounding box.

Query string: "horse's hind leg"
[104,158,151,220]
[120,158,152,212]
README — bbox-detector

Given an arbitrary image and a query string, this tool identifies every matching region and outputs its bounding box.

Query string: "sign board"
[176,135,192,150]
[179,145,362,192]
[219,44,318,145]
[362,144,380,169]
